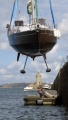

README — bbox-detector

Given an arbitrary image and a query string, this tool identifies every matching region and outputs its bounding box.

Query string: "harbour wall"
[51,62,68,107]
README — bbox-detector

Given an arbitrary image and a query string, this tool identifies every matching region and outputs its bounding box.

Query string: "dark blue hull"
[8,29,57,57]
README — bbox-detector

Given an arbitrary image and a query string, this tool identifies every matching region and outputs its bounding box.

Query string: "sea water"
[0,87,68,120]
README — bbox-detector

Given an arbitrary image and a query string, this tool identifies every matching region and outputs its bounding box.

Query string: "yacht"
[24,86,34,91]
[43,83,51,89]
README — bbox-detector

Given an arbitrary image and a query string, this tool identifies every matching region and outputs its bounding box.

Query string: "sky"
[0,0,68,85]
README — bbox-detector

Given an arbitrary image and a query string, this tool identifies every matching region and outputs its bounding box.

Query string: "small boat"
[6,0,61,73]
[24,86,33,91]
[43,83,51,89]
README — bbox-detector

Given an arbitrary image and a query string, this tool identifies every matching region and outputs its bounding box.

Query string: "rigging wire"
[0,0,68,43]
[38,2,43,18]
[18,0,25,15]
[5,0,68,32]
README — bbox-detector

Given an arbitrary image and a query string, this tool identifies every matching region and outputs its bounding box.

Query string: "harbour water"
[0,87,68,120]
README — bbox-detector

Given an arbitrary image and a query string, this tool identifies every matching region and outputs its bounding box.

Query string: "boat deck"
[24,95,56,105]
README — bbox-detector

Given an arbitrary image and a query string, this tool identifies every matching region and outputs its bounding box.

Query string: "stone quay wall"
[51,62,68,107]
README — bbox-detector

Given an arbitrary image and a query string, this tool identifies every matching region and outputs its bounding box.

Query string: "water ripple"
[0,88,68,120]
